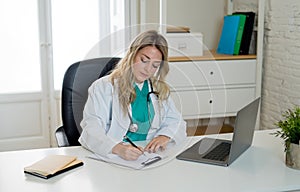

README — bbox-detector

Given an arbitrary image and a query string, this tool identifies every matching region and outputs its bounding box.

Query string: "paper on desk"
[87,139,189,169]
[88,152,162,170]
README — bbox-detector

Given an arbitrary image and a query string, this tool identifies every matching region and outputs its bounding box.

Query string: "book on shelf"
[167,26,190,33]
[233,12,255,55]
[217,15,246,55]
[233,14,246,55]
[24,155,84,179]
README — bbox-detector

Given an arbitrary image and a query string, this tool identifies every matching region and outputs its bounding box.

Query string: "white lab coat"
[79,75,187,157]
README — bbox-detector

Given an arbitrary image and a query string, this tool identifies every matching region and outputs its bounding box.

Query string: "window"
[51,0,100,90]
[0,0,129,92]
[0,0,41,93]
[52,0,127,90]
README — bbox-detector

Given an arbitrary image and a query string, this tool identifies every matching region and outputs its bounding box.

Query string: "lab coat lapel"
[107,86,130,141]
[149,93,161,130]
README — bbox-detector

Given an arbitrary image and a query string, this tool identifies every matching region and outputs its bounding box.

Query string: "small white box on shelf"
[165,33,203,57]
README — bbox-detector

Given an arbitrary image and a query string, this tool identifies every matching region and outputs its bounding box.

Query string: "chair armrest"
[55,126,70,147]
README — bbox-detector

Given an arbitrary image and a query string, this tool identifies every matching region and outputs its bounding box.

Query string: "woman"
[79,30,186,161]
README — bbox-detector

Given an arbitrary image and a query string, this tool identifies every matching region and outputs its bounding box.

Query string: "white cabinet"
[144,0,265,129]
[167,56,257,119]
[170,87,255,119]
[167,59,256,88]
[159,0,265,125]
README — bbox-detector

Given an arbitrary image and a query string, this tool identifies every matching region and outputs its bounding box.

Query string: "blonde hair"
[110,30,170,114]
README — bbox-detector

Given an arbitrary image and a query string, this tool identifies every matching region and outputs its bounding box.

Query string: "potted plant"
[273,106,300,169]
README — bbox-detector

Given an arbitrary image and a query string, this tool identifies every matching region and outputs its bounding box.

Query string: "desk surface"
[1,129,300,192]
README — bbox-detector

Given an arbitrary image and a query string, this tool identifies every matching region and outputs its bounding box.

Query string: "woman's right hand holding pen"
[112,143,144,161]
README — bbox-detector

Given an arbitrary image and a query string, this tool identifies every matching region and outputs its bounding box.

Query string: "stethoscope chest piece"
[129,123,138,132]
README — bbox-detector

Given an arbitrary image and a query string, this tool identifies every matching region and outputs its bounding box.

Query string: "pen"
[123,136,145,155]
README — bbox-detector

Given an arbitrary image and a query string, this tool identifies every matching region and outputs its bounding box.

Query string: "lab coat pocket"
[149,115,160,133]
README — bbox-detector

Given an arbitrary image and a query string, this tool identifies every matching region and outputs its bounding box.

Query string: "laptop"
[176,97,260,166]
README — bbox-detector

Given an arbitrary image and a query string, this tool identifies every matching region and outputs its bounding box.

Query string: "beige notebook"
[24,155,83,179]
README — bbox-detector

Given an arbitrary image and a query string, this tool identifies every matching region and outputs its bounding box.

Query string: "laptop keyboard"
[203,142,231,161]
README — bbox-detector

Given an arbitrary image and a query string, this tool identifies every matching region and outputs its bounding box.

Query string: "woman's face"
[132,46,162,83]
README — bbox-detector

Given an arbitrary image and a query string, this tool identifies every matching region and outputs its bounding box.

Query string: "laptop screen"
[228,97,260,164]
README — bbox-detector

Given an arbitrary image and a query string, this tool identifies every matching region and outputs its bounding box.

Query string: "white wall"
[166,0,227,50]
[261,0,300,129]
[143,0,227,50]
[235,0,300,130]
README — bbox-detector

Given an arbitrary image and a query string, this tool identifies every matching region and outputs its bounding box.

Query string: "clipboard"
[88,152,162,170]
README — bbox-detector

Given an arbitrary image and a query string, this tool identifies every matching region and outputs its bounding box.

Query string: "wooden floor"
[186,124,234,136]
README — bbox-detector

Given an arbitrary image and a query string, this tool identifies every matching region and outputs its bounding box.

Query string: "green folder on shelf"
[233,12,255,55]
[233,14,246,55]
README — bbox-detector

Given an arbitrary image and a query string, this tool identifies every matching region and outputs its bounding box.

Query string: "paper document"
[88,152,162,170]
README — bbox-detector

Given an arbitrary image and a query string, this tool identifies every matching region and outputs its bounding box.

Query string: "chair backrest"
[61,57,121,146]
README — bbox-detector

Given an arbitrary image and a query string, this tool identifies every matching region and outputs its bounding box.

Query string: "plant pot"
[286,142,300,169]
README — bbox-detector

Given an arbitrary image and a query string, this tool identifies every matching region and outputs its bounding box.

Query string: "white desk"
[1,129,300,192]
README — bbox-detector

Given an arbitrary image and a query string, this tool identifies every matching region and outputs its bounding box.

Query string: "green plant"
[273,106,300,151]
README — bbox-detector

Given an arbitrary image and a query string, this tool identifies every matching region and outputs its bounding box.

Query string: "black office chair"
[55,57,121,147]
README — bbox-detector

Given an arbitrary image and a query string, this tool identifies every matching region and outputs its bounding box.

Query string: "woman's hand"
[112,143,144,161]
[145,135,170,153]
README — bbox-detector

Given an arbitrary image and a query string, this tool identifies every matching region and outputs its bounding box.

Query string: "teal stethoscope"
[128,79,159,133]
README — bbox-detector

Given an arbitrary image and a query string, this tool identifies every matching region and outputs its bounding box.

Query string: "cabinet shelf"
[169,50,256,62]
[160,0,264,127]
